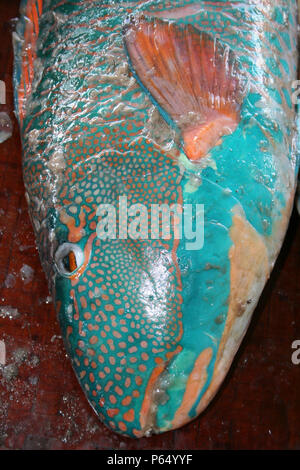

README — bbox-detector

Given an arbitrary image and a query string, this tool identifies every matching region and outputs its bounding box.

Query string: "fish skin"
[13,0,298,437]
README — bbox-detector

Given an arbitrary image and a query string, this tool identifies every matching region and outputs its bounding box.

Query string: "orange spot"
[118,422,127,432]
[122,396,132,406]
[123,409,135,423]
[109,395,117,405]
[133,428,143,438]
[89,336,98,345]
[115,386,123,396]
[125,378,131,388]
[107,408,119,418]
[135,376,143,386]
[104,304,114,312]
[89,372,95,383]
[99,397,105,407]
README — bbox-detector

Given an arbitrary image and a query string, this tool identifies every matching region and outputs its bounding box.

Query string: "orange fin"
[123,17,245,161]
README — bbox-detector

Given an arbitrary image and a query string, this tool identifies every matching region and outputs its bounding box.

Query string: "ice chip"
[0,112,13,143]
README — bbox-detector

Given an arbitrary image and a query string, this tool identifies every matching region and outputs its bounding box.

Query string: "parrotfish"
[13,0,299,437]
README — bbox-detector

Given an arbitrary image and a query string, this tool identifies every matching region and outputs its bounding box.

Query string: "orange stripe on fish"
[37,0,43,16]
[32,2,40,37]
[18,79,25,123]
[124,17,245,161]
[18,0,43,125]
[139,345,182,432]
[70,233,97,283]
[140,363,165,430]
[27,46,34,84]
[23,60,30,91]
[60,208,87,244]
[171,347,213,429]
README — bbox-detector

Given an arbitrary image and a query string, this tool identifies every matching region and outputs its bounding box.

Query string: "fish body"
[13,0,298,437]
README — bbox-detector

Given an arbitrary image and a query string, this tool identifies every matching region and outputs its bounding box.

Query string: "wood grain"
[0,0,299,450]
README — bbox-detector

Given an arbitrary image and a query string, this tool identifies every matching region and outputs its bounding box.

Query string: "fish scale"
[14,0,298,437]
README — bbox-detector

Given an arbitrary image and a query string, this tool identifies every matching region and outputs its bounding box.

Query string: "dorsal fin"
[123,17,245,161]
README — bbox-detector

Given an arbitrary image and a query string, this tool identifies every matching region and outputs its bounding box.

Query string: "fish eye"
[55,243,84,277]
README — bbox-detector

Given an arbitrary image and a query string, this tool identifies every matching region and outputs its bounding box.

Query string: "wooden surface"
[0,1,299,450]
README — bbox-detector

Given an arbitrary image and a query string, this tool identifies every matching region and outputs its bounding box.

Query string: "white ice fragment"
[20,264,34,284]
[38,295,52,305]
[50,335,62,343]
[4,273,16,288]
[0,112,13,143]
[0,306,20,319]
[0,340,6,365]
[19,244,35,252]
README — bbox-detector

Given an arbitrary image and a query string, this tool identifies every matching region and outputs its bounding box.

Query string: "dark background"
[0,0,299,450]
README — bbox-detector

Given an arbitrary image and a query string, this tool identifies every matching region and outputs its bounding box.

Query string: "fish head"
[51,148,185,437]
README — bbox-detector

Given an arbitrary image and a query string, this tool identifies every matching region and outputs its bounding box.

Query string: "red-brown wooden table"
[0,0,299,450]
